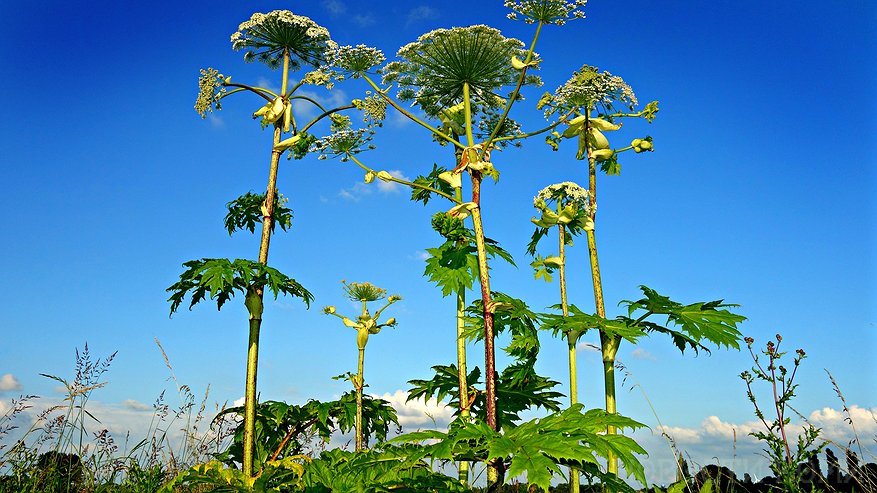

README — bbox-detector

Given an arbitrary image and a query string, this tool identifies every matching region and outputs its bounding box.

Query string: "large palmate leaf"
[423,238,514,298]
[389,405,647,492]
[410,164,455,205]
[540,303,646,344]
[167,258,313,314]
[224,191,293,235]
[216,393,400,470]
[620,285,745,353]
[300,448,471,492]
[407,359,562,429]
[463,292,541,360]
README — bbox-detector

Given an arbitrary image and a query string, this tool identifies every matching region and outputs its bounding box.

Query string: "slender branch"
[268,416,319,462]
[492,108,577,143]
[360,74,465,149]
[289,94,328,113]
[222,83,276,102]
[298,104,357,134]
[480,21,544,159]
[346,155,461,204]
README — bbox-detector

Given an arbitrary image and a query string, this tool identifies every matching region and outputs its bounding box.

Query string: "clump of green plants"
[323,281,401,451]
[741,334,825,492]
[0,343,232,492]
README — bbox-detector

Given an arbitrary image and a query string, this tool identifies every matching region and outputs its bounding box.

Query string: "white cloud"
[406,6,439,26]
[377,389,455,428]
[414,251,430,261]
[121,399,151,412]
[322,0,346,15]
[233,396,245,407]
[631,348,657,361]
[0,374,22,392]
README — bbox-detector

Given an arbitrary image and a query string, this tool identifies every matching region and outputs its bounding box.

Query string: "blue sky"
[1,0,875,485]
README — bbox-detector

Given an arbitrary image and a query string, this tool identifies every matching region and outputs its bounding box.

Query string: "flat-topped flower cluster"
[505,0,588,25]
[549,64,638,114]
[230,10,336,69]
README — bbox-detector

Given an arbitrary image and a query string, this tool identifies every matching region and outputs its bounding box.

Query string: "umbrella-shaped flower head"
[549,64,638,114]
[505,0,588,25]
[230,10,336,69]
[343,281,387,302]
[382,25,541,117]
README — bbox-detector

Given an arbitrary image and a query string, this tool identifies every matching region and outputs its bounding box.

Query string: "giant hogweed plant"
[318,3,651,490]
[167,9,367,478]
[323,281,401,452]
[538,65,746,477]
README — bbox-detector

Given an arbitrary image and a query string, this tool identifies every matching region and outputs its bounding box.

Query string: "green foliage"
[389,405,647,491]
[408,359,563,430]
[462,292,542,360]
[540,304,645,345]
[159,457,306,492]
[225,192,293,235]
[620,286,745,353]
[167,258,313,314]
[410,165,455,205]
[423,236,514,298]
[299,448,471,492]
[740,336,825,492]
[216,394,400,471]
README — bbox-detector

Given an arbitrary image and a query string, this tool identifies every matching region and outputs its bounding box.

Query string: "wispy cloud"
[631,348,657,361]
[292,88,348,121]
[322,0,347,15]
[0,374,21,392]
[351,14,377,27]
[339,169,410,200]
[406,6,439,27]
[208,114,224,128]
[122,399,151,412]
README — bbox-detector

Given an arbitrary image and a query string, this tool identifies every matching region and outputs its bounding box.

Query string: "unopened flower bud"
[323,306,336,315]
[364,171,376,183]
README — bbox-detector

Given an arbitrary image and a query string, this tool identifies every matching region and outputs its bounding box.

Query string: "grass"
[1,338,874,492]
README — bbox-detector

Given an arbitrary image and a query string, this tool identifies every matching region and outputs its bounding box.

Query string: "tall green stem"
[463,82,503,491]
[356,347,365,452]
[243,49,291,478]
[451,155,471,485]
[583,116,621,478]
[559,223,580,493]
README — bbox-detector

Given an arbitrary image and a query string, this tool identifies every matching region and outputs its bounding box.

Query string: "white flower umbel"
[505,0,588,25]
[552,64,638,113]
[230,10,337,69]
[311,129,376,161]
[326,44,386,78]
[535,181,591,212]
[195,68,226,118]
[382,25,541,116]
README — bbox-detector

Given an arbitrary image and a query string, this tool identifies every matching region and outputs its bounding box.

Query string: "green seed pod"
[356,328,369,350]
[274,134,302,151]
[589,118,622,131]
[587,128,611,150]
[591,149,615,162]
